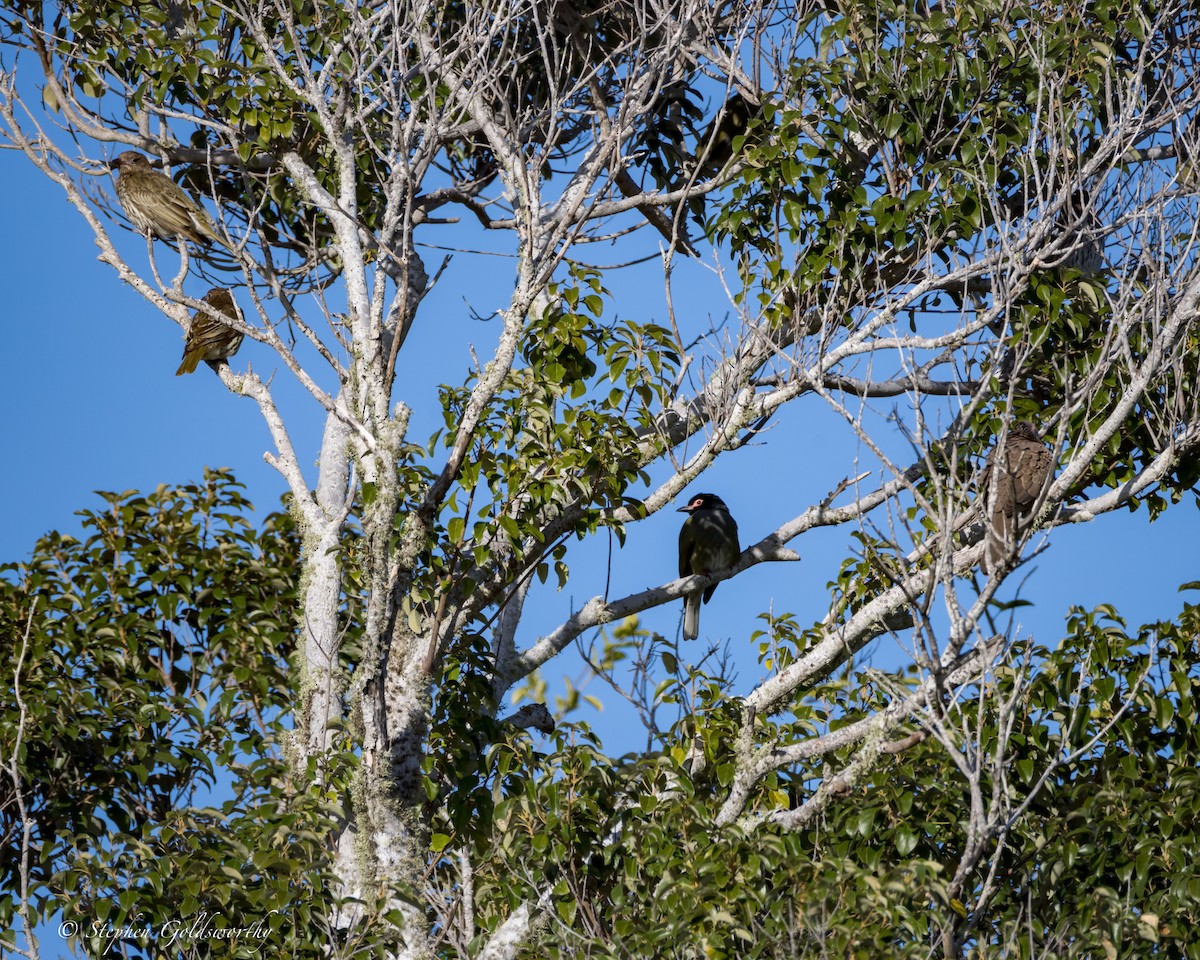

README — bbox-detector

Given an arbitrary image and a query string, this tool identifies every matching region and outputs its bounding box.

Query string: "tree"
[0,474,350,956]
[2,0,1200,956]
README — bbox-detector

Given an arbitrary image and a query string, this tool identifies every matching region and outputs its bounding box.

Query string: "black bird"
[677,493,740,640]
[695,93,754,179]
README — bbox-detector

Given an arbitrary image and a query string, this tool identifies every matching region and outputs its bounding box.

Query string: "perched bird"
[1175,112,1200,192]
[677,493,740,640]
[1060,218,1106,276]
[695,93,754,179]
[979,421,1054,574]
[176,288,244,375]
[109,151,226,248]
[1056,192,1106,277]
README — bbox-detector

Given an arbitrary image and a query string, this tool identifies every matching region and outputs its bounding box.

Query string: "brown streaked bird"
[979,421,1054,574]
[1176,112,1200,191]
[109,152,226,248]
[176,288,243,376]
[1056,192,1106,277]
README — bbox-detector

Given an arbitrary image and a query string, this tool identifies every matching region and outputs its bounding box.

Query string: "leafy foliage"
[6,476,1197,956]
[4,0,1200,955]
[0,472,359,958]
[9,0,751,283]
[400,593,1200,959]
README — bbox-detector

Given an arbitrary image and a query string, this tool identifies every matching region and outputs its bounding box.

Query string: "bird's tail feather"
[683,593,701,641]
[983,512,1015,575]
[175,351,202,376]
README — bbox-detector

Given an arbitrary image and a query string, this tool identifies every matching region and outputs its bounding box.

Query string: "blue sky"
[5,142,1198,727]
[5,7,1200,955]
[5,83,1200,960]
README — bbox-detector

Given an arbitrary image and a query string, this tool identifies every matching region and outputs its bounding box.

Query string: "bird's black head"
[677,493,728,514]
